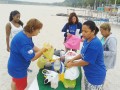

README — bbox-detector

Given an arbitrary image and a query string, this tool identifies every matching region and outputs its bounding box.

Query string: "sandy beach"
[0,4,120,90]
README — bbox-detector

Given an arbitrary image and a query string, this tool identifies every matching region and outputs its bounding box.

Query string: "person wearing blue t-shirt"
[61,12,82,52]
[7,18,49,90]
[66,20,106,90]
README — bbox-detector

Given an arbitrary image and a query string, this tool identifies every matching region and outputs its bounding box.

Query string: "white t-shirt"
[10,22,23,39]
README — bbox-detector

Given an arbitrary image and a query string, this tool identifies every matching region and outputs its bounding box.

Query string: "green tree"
[62,0,120,7]
[63,0,84,7]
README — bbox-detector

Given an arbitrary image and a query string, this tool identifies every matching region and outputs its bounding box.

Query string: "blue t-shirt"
[68,24,77,35]
[62,22,82,40]
[81,36,106,85]
[8,31,35,78]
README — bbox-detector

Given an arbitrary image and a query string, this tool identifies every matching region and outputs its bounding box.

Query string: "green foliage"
[62,0,120,7]
[62,0,84,7]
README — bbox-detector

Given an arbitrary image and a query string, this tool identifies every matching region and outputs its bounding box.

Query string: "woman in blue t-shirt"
[61,12,82,52]
[66,20,106,90]
[7,18,49,90]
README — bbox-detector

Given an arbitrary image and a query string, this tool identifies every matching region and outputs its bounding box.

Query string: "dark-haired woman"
[7,18,49,90]
[61,12,82,52]
[6,10,23,52]
[66,20,106,90]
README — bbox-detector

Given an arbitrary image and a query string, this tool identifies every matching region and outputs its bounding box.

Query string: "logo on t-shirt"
[28,49,33,55]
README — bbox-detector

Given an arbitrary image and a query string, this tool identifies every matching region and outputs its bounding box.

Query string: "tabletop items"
[37,44,80,89]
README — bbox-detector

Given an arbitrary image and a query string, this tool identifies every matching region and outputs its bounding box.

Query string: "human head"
[9,10,23,26]
[24,18,43,36]
[100,23,111,37]
[82,20,99,39]
[68,12,79,24]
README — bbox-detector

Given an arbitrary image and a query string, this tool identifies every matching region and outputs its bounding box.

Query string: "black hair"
[9,10,23,26]
[83,20,99,35]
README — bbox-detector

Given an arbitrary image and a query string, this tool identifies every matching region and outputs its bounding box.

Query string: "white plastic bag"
[64,66,79,80]
[64,51,78,64]
[42,69,58,84]
[42,69,59,89]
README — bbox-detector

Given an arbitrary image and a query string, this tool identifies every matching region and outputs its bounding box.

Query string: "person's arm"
[66,54,89,68]
[104,38,117,57]
[33,46,40,52]
[31,44,52,61]
[62,23,68,32]
[20,45,49,62]
[66,59,89,68]
[62,23,70,37]
[31,47,47,61]
[68,54,82,62]
[6,23,11,52]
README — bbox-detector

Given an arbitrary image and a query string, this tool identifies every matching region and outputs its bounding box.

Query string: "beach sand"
[0,4,120,90]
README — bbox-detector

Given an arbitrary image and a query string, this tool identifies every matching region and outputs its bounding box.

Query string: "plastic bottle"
[54,59,61,72]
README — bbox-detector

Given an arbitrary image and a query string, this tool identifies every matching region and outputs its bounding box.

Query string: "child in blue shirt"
[66,20,106,90]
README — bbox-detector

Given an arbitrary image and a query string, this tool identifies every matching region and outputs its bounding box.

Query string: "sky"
[15,0,65,3]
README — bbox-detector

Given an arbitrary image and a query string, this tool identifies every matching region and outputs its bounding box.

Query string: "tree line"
[57,0,120,7]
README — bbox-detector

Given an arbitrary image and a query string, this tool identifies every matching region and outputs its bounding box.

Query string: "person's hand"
[67,59,74,63]
[67,33,72,38]
[7,47,10,52]
[65,59,73,67]
[66,59,71,64]
[41,47,48,54]
[66,61,73,68]
[41,44,52,53]
[81,38,85,42]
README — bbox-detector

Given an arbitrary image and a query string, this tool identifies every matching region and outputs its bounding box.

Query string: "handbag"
[64,35,81,50]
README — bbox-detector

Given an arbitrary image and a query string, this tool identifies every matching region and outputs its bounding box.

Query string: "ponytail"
[95,26,99,35]
[9,11,13,21]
